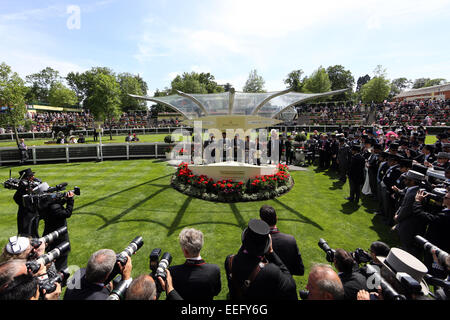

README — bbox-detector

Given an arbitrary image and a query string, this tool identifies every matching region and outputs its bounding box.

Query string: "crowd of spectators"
[374,99,450,127]
[0,111,183,134]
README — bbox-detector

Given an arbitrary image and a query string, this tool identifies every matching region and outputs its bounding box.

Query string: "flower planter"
[171,162,294,203]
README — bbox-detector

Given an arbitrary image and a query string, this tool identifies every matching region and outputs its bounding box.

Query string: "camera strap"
[227,255,267,299]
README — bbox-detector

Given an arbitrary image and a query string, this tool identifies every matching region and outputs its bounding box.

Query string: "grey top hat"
[437,152,450,159]
[404,170,425,181]
[377,248,429,295]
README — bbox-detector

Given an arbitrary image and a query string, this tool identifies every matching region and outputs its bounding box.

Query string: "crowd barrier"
[0,142,174,166]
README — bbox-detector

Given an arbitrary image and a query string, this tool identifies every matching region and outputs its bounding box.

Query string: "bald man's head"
[306,264,344,300]
[125,274,157,300]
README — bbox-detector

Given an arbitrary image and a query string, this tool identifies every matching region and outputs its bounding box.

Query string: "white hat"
[377,248,429,295]
[6,236,30,254]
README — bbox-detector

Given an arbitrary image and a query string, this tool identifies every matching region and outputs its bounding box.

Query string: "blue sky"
[1,0,450,97]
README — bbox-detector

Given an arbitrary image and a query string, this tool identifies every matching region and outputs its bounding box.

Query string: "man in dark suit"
[337,137,351,183]
[13,168,41,237]
[39,189,75,271]
[381,154,403,225]
[259,205,305,276]
[169,228,221,300]
[224,219,297,300]
[284,136,294,165]
[393,170,425,258]
[346,145,365,204]
[64,248,132,300]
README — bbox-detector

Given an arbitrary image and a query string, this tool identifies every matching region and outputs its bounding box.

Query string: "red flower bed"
[173,162,292,200]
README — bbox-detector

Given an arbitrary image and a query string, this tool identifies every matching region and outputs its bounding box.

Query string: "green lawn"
[0,133,438,148]
[0,158,401,299]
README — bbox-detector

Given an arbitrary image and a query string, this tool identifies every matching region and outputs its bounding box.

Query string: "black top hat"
[389,153,403,162]
[351,144,361,152]
[18,168,34,179]
[399,158,413,168]
[241,219,270,257]
[373,143,383,150]
[389,143,399,150]
[412,163,428,175]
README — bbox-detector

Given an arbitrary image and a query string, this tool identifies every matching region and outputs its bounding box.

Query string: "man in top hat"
[376,248,431,299]
[259,205,304,276]
[329,133,339,170]
[432,152,450,170]
[337,136,351,183]
[346,145,365,203]
[393,171,426,258]
[224,219,297,300]
[381,154,404,225]
[13,168,40,237]
[368,143,382,199]
[415,144,435,165]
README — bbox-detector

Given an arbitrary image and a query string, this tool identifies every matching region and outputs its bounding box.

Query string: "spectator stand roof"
[394,83,450,100]
[130,88,349,130]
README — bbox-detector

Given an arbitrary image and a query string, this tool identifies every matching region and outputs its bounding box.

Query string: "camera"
[415,235,449,267]
[149,248,172,296]
[39,226,68,246]
[104,236,144,284]
[107,280,129,300]
[38,267,70,295]
[351,248,372,265]
[3,169,41,190]
[22,184,80,211]
[318,238,336,263]
[26,241,71,274]
[360,264,406,300]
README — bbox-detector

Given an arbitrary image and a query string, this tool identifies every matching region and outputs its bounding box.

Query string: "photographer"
[0,259,61,300]
[64,249,132,300]
[13,168,40,237]
[125,270,182,300]
[169,228,221,300]
[224,219,297,300]
[333,249,368,300]
[305,263,345,300]
[39,189,75,271]
[393,170,425,258]
[413,190,450,276]
[0,235,45,264]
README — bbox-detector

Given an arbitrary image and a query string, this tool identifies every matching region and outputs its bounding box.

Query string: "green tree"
[243,69,266,93]
[389,77,412,99]
[326,65,354,100]
[117,72,148,112]
[303,66,332,94]
[424,78,447,87]
[356,74,371,92]
[284,69,305,92]
[48,82,78,107]
[361,77,390,103]
[0,62,28,145]
[25,67,61,104]
[412,78,430,89]
[85,73,121,140]
[170,72,224,94]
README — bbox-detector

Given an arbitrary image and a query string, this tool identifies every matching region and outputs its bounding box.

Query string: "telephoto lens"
[318,238,336,263]
[107,280,129,300]
[415,235,449,266]
[39,226,68,245]
[149,248,162,274]
[155,252,172,280]
[363,264,406,300]
[26,241,71,274]
[105,236,144,284]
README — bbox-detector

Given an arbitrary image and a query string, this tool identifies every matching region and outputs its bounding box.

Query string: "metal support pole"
[32,147,37,165]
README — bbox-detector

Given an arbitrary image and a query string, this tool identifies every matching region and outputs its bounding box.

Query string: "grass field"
[0,158,401,299]
[0,133,438,148]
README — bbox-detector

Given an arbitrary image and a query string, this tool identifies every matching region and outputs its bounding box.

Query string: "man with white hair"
[169,228,221,300]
